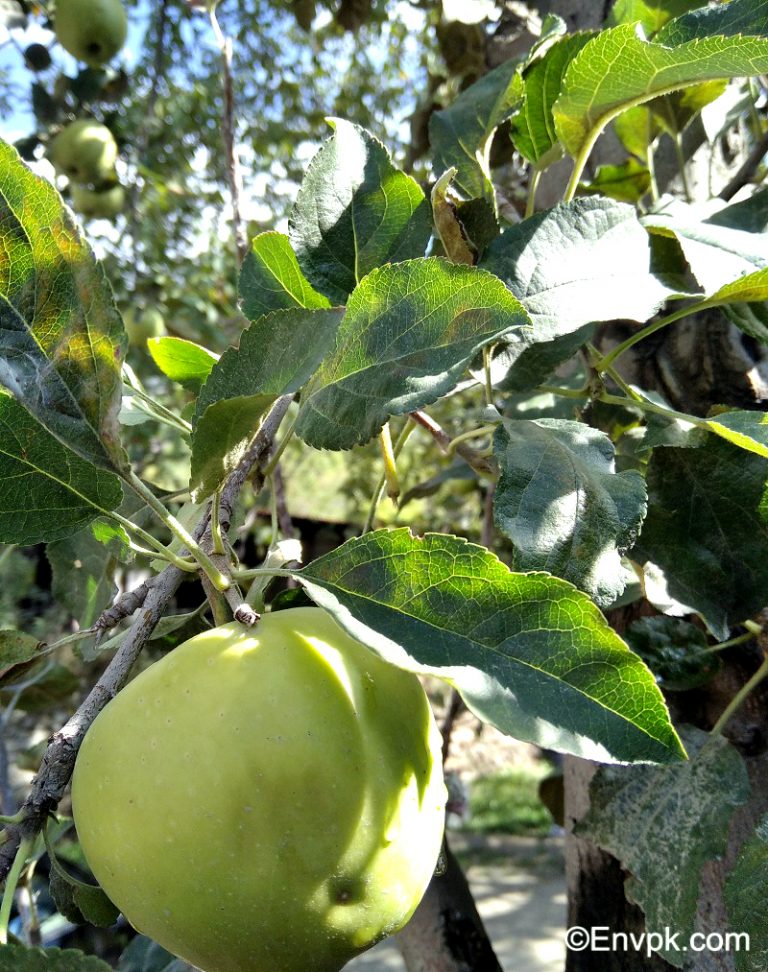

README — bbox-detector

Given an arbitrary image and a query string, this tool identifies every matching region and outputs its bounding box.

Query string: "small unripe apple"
[48,119,118,184]
[70,182,125,219]
[71,607,446,972]
[122,306,165,347]
[54,0,128,67]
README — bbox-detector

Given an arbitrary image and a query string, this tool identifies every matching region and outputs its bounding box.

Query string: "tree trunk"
[566,297,768,969]
[397,837,504,972]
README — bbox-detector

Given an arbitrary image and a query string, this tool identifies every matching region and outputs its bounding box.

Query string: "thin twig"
[409,410,497,477]
[126,0,170,272]
[209,5,247,264]
[0,396,293,883]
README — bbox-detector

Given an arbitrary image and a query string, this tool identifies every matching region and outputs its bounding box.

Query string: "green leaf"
[656,0,768,44]
[633,436,768,638]
[296,529,685,764]
[480,197,677,341]
[577,727,750,968]
[614,104,661,160]
[147,336,219,390]
[624,616,720,691]
[0,945,112,971]
[47,521,119,628]
[190,307,342,499]
[190,395,276,502]
[0,629,44,680]
[724,812,768,972]
[288,119,431,303]
[0,139,126,472]
[194,308,341,425]
[579,158,651,203]
[49,867,120,928]
[239,231,331,320]
[607,0,709,36]
[705,409,768,460]
[0,392,123,544]
[3,662,79,712]
[429,59,524,202]
[643,198,768,294]
[510,32,593,168]
[118,936,192,972]
[724,300,768,345]
[493,418,647,606]
[494,325,594,393]
[648,79,729,136]
[706,267,768,305]
[553,25,768,160]
[295,259,529,451]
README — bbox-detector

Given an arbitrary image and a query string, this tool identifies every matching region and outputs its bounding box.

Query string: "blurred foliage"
[2,0,437,348]
[462,765,554,836]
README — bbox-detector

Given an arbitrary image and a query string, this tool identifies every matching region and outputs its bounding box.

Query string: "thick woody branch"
[0,396,293,882]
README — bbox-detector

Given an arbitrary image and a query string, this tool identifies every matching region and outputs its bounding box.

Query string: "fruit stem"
[126,472,231,590]
[710,652,768,737]
[122,381,192,434]
[482,346,494,407]
[364,419,415,533]
[378,424,401,503]
[446,424,498,455]
[108,511,199,571]
[703,626,762,655]
[0,837,32,944]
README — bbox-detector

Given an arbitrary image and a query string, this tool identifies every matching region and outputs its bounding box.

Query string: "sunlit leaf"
[295,259,529,451]
[147,337,219,390]
[296,529,685,764]
[493,418,647,606]
[289,120,431,303]
[553,25,768,160]
[239,231,331,320]
[480,197,678,341]
[430,59,523,202]
[0,139,126,471]
[511,32,593,168]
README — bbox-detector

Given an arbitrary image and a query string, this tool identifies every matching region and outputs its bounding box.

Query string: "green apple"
[71,607,446,972]
[54,0,128,67]
[48,119,118,184]
[71,182,125,219]
[122,307,165,347]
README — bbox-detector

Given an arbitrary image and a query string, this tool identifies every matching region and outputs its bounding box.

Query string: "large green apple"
[54,0,128,67]
[71,182,125,219]
[71,607,446,972]
[49,119,118,185]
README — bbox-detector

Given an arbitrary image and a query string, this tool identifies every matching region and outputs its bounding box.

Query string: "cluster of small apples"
[48,0,128,219]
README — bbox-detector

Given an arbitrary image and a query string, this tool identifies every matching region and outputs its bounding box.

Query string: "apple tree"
[0,0,767,970]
